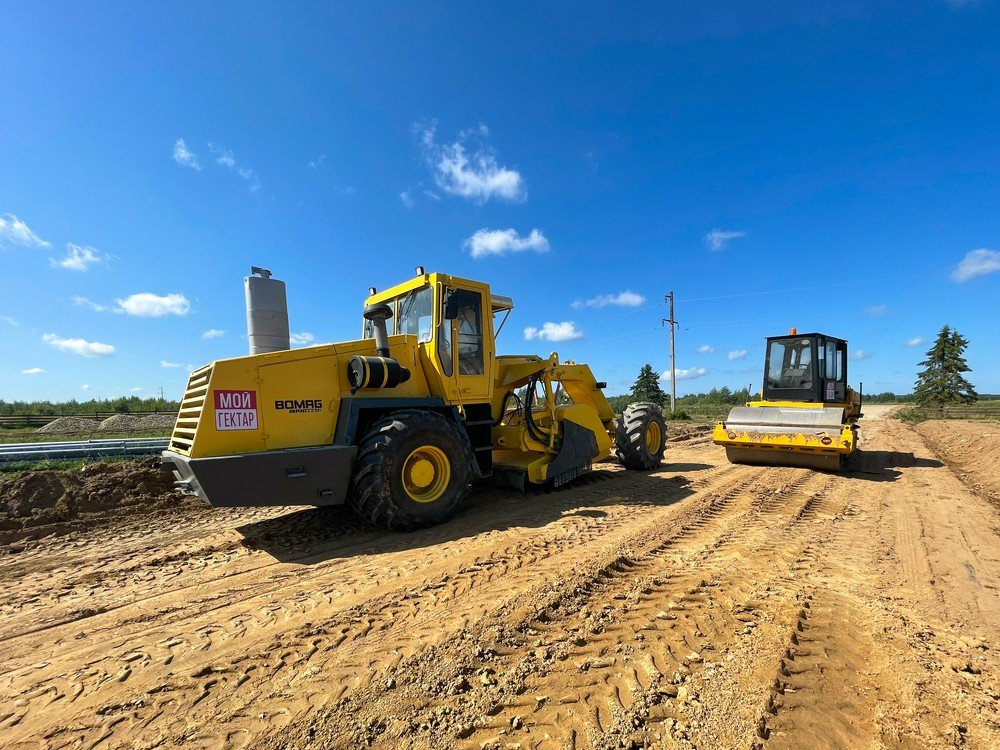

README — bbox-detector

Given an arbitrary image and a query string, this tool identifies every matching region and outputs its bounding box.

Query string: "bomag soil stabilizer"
[161,268,667,531]
[712,330,862,471]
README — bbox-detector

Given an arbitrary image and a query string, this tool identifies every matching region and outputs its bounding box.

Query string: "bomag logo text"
[274,399,322,414]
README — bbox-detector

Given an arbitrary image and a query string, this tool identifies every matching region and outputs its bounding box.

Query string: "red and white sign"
[214,389,259,431]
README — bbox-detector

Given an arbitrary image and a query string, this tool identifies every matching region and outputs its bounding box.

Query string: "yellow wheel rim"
[402,445,451,503]
[645,421,662,453]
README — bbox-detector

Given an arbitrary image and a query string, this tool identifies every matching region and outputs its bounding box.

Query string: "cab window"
[438,289,484,376]
[395,287,433,342]
[767,338,813,389]
[455,293,484,375]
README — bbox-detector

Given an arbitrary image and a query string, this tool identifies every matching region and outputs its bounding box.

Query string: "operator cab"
[762,331,848,404]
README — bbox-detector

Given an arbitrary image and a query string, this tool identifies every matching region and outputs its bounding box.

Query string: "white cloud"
[523,322,583,342]
[81,384,91,391]
[703,229,746,251]
[43,333,116,358]
[660,367,708,381]
[0,213,50,248]
[308,154,327,170]
[727,350,748,361]
[173,138,201,170]
[114,292,190,317]
[1,315,17,326]
[202,328,226,340]
[571,290,646,309]
[865,304,887,315]
[22,367,45,375]
[207,143,261,191]
[850,349,873,360]
[72,295,108,312]
[237,167,261,192]
[212,146,236,168]
[464,228,550,259]
[399,190,414,208]
[161,360,182,368]
[906,336,927,348]
[289,332,316,346]
[697,345,715,354]
[51,242,107,271]
[416,121,525,204]
[952,248,1000,283]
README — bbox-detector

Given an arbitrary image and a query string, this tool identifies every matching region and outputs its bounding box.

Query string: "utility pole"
[662,292,677,414]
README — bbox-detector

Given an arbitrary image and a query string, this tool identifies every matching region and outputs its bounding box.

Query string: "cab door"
[437,285,493,404]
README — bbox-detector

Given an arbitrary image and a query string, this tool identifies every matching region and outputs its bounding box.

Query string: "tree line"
[0,395,181,417]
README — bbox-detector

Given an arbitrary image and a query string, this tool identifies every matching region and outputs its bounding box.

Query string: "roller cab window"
[767,338,814,390]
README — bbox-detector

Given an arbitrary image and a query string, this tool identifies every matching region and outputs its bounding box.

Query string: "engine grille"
[168,364,213,454]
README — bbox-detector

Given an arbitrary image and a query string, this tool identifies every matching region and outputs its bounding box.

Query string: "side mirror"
[444,291,460,320]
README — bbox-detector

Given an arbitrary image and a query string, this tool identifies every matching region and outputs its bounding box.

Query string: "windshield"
[395,287,433,342]
[766,337,814,389]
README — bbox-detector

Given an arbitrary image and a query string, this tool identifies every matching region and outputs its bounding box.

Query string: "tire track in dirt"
[0,465,733,665]
[0,471,632,641]
[448,476,841,750]
[251,469,837,750]
[759,591,882,750]
[0,464,748,749]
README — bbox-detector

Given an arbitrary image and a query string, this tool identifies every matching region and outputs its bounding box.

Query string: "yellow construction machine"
[712,330,862,471]
[161,268,667,530]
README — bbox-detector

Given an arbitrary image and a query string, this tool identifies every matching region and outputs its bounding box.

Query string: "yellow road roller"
[713,330,862,471]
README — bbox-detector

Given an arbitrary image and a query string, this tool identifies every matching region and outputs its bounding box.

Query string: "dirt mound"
[0,460,196,544]
[137,413,177,430]
[35,416,100,435]
[916,419,1000,504]
[98,414,144,431]
[667,422,713,443]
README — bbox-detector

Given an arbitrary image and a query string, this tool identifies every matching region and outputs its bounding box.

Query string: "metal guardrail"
[0,438,169,464]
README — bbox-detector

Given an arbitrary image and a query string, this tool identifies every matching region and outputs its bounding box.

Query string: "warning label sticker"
[214,390,259,431]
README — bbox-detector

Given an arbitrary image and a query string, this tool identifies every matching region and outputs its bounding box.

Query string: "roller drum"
[722,406,846,434]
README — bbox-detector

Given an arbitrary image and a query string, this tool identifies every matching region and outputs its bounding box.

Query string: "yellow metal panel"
[184,358,267,458]
[492,449,551,484]
[259,353,340,451]
[712,423,856,456]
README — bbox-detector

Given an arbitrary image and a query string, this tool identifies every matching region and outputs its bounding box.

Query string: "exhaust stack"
[244,266,290,354]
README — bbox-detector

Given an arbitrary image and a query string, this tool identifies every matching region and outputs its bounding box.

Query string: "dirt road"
[2,417,998,749]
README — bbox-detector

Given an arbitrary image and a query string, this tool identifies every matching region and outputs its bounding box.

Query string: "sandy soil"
[1,417,998,749]
[916,420,1000,506]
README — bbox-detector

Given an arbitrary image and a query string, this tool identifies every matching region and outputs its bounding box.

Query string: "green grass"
[0,455,146,475]
[0,428,172,444]
[896,399,1000,423]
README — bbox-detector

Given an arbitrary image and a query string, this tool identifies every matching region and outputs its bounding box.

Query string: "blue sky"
[2,1,998,401]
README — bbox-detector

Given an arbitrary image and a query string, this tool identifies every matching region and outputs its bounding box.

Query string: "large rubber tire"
[615,402,667,470]
[348,409,473,531]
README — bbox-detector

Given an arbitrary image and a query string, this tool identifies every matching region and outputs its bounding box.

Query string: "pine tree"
[914,325,978,405]
[630,364,666,404]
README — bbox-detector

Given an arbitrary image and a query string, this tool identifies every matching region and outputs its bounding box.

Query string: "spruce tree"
[630,364,666,404]
[914,326,978,405]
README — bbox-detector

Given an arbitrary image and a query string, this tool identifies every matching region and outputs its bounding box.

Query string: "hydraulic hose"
[524,375,551,446]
